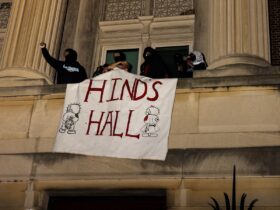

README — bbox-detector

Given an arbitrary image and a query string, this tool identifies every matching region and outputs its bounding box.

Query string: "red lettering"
[106,78,122,102]
[86,110,105,135]
[84,79,107,103]
[125,110,140,139]
[100,111,113,135]
[133,79,147,101]
[147,81,162,101]
[120,79,135,100]
[113,111,123,138]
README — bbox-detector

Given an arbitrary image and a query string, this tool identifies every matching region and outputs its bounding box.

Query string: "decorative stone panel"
[103,0,194,21]
[268,0,280,65]
[104,0,145,21]
[0,2,12,29]
[153,0,194,17]
[0,2,11,57]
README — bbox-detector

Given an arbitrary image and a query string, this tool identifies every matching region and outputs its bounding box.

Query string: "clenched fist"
[39,42,46,48]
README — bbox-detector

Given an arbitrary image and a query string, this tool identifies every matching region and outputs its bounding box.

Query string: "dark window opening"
[47,190,166,210]
[106,49,139,74]
[156,46,190,78]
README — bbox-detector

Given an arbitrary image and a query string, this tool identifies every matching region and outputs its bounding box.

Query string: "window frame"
[100,44,143,75]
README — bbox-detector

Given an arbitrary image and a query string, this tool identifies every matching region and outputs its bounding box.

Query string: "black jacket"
[140,47,169,79]
[41,48,87,84]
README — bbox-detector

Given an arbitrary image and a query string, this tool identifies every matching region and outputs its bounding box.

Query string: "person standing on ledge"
[40,42,87,84]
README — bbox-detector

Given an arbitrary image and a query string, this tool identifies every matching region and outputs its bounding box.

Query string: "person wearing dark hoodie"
[40,42,87,84]
[140,47,170,79]
[112,50,132,72]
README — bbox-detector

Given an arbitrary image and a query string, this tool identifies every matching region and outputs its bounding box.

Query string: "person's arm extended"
[40,42,60,69]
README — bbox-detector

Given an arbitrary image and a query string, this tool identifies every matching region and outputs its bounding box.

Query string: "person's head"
[143,47,156,60]
[185,55,193,68]
[189,53,196,62]
[113,51,126,62]
[101,63,110,73]
[64,48,78,62]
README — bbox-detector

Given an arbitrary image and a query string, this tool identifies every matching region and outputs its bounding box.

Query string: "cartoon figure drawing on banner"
[141,106,160,137]
[59,103,81,134]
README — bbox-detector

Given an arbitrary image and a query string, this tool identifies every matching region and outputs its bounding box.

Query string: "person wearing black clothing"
[112,50,132,72]
[140,47,170,79]
[113,51,126,62]
[189,51,208,70]
[40,42,87,84]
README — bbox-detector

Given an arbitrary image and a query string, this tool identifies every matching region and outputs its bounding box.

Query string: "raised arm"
[40,42,60,69]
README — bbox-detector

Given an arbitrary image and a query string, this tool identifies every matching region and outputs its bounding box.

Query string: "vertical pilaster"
[195,0,270,71]
[0,0,67,84]
[60,0,102,73]
[211,0,270,69]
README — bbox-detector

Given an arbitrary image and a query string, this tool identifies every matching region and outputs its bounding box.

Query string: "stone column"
[195,0,270,74]
[60,0,102,75]
[0,0,67,86]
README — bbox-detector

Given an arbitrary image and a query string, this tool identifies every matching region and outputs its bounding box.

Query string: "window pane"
[106,49,139,74]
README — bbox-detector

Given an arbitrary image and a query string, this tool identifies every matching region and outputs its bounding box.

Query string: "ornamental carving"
[0,2,12,29]
[104,0,193,21]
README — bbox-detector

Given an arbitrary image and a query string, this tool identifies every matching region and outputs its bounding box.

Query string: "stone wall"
[0,81,279,210]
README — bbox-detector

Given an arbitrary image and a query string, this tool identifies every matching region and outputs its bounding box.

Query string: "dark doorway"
[47,190,166,210]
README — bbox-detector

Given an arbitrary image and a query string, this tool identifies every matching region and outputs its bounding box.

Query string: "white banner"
[54,69,177,160]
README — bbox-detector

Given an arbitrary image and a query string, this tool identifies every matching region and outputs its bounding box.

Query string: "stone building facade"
[0,0,279,210]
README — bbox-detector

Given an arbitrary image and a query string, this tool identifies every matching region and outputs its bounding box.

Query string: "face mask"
[114,56,123,62]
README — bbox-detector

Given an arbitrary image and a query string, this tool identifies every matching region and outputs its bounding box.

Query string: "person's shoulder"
[77,62,86,70]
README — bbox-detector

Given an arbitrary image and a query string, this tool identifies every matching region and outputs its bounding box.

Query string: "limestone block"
[34,151,183,179]
[167,188,192,208]
[169,132,280,149]
[182,147,280,177]
[29,99,64,138]
[0,182,27,192]
[37,138,55,153]
[0,138,37,154]
[199,90,280,132]
[0,191,25,209]
[191,189,280,207]
[0,155,33,180]
[190,190,224,207]
[0,182,28,210]
[170,93,199,134]
[0,101,33,139]
[34,178,181,191]
[244,190,280,206]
